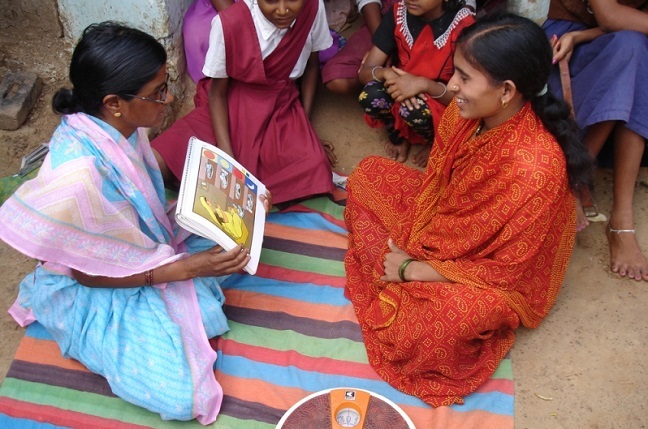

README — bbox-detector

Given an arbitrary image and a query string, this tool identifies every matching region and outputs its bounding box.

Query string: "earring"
[501,100,509,109]
[114,112,122,118]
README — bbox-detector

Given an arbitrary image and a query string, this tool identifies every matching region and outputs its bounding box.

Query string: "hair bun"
[51,87,79,115]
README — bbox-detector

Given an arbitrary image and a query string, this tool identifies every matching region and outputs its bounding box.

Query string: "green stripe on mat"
[222,321,368,364]
[0,378,208,428]
[215,414,274,429]
[298,197,345,220]
[491,357,513,380]
[260,249,345,276]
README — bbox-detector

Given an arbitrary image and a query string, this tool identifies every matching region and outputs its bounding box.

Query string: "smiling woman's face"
[447,48,503,122]
[257,0,304,29]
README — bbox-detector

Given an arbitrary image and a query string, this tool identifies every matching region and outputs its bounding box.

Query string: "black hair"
[52,21,167,117]
[443,0,467,12]
[455,13,592,192]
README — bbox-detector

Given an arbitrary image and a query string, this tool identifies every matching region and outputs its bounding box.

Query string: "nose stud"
[452,85,459,91]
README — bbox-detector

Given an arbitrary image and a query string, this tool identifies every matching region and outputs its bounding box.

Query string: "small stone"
[0,71,43,131]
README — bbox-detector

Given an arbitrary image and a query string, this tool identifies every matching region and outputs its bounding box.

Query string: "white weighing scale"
[276,387,416,429]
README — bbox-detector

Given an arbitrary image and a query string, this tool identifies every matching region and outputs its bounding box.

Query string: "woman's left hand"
[380,238,414,282]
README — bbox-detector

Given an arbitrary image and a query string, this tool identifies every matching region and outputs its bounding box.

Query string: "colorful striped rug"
[0,192,514,428]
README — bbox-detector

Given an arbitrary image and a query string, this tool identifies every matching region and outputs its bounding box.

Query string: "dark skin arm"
[69,192,273,289]
[72,245,250,288]
[587,0,648,33]
[361,2,383,36]
[208,77,235,158]
[300,52,320,118]
[301,51,338,165]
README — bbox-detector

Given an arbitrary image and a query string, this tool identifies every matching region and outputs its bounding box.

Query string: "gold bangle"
[371,66,384,82]
[398,258,414,282]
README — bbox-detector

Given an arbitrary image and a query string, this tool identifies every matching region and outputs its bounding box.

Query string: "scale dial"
[335,407,361,427]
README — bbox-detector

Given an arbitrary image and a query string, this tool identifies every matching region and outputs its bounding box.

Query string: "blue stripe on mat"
[267,212,347,234]
[215,354,513,415]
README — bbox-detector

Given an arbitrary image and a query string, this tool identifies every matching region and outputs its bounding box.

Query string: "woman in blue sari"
[0,22,260,423]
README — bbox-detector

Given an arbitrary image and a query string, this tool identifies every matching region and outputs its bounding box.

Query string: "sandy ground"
[1,18,648,429]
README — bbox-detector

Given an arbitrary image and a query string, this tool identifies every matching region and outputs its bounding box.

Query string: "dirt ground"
[1,17,648,429]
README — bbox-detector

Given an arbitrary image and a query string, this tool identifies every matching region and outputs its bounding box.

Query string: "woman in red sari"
[345,13,592,407]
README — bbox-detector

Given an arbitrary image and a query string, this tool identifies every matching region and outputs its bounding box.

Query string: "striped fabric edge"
[0,195,514,429]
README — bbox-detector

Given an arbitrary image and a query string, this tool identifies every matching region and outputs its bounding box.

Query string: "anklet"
[608,224,636,234]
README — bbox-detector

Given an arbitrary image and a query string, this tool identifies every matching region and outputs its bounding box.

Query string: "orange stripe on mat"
[264,223,347,249]
[14,336,88,372]
[0,397,149,429]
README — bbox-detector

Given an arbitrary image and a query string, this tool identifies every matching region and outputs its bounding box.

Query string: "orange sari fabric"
[344,100,576,407]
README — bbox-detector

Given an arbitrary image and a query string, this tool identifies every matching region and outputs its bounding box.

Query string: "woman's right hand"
[186,244,250,278]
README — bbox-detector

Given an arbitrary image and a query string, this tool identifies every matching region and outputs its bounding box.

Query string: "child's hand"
[551,33,576,64]
[401,96,425,111]
[320,139,338,166]
[386,67,425,106]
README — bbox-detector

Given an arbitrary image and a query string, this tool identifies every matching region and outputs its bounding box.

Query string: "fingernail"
[552,59,557,64]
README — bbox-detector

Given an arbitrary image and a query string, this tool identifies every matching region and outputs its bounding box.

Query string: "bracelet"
[371,66,384,83]
[144,269,153,287]
[430,82,447,99]
[398,258,414,282]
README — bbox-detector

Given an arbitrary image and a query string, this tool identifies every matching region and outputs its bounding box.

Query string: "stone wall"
[0,0,63,39]
[507,0,550,24]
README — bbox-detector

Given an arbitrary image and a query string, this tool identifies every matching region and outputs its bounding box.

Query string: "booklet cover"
[176,136,266,275]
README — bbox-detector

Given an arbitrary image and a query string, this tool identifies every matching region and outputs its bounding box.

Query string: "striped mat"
[0,192,514,428]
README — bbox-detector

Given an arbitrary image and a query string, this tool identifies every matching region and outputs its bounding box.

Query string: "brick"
[0,71,43,131]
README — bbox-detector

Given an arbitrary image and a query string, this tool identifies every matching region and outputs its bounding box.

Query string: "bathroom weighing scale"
[276,387,416,429]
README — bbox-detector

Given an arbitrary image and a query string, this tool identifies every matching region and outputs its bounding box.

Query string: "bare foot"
[384,140,410,163]
[411,144,431,168]
[575,196,590,232]
[606,223,648,281]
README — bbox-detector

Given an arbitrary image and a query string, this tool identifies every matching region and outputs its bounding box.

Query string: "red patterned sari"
[345,100,576,406]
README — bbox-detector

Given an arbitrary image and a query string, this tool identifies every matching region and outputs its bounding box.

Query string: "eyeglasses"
[125,79,168,104]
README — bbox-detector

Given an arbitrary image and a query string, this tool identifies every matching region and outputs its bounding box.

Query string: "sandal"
[579,185,607,223]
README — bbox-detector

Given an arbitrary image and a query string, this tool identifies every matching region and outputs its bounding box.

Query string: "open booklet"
[176,136,266,275]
